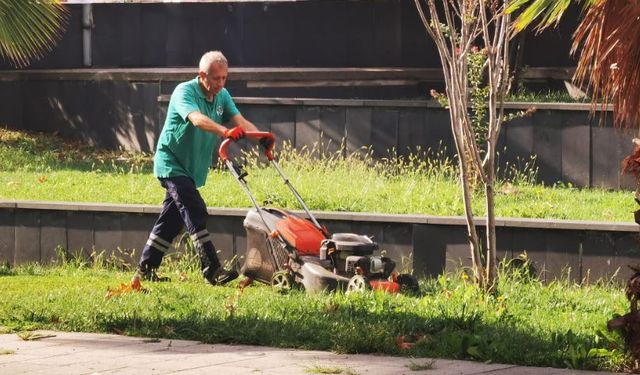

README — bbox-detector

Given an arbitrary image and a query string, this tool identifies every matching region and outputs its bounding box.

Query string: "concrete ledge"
[2,200,636,232]
[0,67,442,82]
[502,101,613,112]
[156,95,614,112]
[2,199,638,280]
[0,201,17,209]
[0,67,575,83]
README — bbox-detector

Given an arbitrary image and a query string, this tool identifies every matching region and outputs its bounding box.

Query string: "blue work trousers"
[138,176,219,272]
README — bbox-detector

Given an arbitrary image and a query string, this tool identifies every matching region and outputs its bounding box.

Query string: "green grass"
[305,365,358,374]
[407,359,437,371]
[506,89,587,103]
[0,128,636,222]
[0,257,630,372]
[1,128,632,372]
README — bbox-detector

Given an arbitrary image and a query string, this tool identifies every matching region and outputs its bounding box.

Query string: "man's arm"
[229,113,259,132]
[187,112,258,137]
[187,111,228,137]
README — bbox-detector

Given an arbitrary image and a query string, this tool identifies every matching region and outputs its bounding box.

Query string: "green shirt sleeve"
[172,84,200,122]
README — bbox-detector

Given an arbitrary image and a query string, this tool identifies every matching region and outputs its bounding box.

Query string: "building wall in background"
[0,1,579,70]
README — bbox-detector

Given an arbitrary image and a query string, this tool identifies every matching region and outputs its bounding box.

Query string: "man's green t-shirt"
[154,77,240,187]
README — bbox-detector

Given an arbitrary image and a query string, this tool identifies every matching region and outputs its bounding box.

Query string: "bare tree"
[413,0,512,289]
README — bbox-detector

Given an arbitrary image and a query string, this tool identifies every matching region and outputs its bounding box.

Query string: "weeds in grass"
[16,332,56,341]
[0,349,15,355]
[142,338,161,343]
[0,262,12,276]
[304,364,358,375]
[407,359,437,371]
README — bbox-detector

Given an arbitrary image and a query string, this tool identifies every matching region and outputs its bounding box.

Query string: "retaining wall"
[1,201,639,283]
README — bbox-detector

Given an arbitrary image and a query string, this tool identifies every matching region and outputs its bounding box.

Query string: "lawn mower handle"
[218,131,275,161]
[220,130,324,233]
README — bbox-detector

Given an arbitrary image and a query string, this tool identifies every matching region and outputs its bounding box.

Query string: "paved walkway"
[0,331,623,375]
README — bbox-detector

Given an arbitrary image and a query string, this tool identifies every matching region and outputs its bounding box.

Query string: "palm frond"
[507,0,596,33]
[572,0,640,128]
[0,0,69,68]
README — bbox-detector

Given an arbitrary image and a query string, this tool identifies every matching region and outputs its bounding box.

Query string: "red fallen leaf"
[238,277,254,292]
[396,336,414,350]
[130,276,144,291]
[396,334,426,351]
[38,176,47,183]
[105,278,148,299]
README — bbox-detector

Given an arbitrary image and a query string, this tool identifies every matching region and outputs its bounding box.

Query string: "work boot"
[134,265,171,282]
[203,265,239,286]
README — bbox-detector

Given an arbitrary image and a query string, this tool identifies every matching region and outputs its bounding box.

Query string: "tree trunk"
[451,104,485,285]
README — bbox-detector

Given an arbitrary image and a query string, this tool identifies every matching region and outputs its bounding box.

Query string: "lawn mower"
[219,132,419,294]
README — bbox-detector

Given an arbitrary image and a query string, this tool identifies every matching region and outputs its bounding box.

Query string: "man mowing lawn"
[134,50,272,286]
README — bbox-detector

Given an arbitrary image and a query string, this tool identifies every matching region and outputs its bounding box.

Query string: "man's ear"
[198,71,206,80]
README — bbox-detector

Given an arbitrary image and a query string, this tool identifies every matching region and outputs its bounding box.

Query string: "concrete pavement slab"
[0,331,624,375]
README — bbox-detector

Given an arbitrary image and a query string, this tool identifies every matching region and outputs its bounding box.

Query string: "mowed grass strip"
[0,128,635,221]
[0,261,629,372]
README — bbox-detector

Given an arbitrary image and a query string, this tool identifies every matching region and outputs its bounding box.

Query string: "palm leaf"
[507,0,596,33]
[0,0,69,68]
[572,0,640,128]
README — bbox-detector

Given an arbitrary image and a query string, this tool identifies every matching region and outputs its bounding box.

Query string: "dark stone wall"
[211,102,636,190]
[1,205,638,283]
[0,79,163,151]
[0,1,578,70]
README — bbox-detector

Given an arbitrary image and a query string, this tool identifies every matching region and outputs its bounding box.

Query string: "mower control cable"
[218,131,323,233]
[270,159,323,232]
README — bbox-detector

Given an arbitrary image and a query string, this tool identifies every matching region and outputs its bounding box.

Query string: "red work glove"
[259,133,275,152]
[224,126,245,141]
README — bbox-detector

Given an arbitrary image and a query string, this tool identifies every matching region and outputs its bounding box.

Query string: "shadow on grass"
[87,308,605,371]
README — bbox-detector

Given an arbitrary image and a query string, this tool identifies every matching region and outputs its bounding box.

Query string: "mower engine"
[320,233,395,279]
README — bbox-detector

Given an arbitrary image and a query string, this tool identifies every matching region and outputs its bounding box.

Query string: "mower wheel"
[347,275,370,294]
[397,274,420,294]
[271,271,293,291]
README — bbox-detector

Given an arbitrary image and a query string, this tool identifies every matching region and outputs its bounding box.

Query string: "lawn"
[0,259,629,372]
[0,128,636,222]
[0,128,635,372]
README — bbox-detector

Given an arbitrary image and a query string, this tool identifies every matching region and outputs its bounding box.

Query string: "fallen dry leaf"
[105,277,149,299]
[396,334,426,351]
[238,277,254,291]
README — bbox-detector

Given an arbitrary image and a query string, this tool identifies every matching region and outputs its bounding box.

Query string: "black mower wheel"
[271,271,293,291]
[397,273,420,294]
[347,275,370,294]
